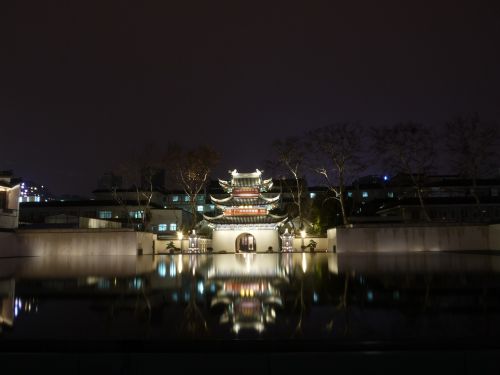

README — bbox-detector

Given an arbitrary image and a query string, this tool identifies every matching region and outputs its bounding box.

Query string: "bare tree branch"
[308,123,365,225]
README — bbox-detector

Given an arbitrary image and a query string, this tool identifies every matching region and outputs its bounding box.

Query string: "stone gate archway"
[235,233,256,252]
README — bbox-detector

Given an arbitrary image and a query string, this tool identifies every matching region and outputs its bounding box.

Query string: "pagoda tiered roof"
[210,194,280,208]
[204,169,288,228]
[203,213,287,225]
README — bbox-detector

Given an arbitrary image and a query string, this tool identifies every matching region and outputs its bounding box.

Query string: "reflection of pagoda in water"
[204,169,287,252]
[208,253,289,333]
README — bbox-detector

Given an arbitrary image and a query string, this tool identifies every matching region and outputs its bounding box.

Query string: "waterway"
[1,252,500,349]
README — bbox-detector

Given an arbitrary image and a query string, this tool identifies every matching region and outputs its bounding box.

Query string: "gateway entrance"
[236,233,256,252]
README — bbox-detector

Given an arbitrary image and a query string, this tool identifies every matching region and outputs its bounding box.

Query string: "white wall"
[336,225,491,253]
[292,237,328,251]
[212,229,279,252]
[0,229,156,257]
[6,186,20,210]
[81,217,122,229]
[327,228,337,252]
[0,185,20,229]
[0,214,18,230]
[489,224,500,251]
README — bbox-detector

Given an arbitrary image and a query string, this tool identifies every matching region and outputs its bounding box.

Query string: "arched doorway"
[235,233,256,252]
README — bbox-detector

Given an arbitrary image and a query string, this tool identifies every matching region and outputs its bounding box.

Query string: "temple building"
[204,169,287,252]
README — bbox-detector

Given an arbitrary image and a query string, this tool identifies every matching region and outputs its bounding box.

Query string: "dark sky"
[2,1,500,195]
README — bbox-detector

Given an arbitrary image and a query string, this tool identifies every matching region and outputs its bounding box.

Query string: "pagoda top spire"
[219,169,272,192]
[229,169,262,178]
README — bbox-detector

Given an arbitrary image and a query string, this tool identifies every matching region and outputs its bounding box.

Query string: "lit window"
[362,192,369,198]
[172,195,179,202]
[388,192,394,198]
[197,205,204,212]
[170,223,177,231]
[347,192,353,198]
[99,210,112,219]
[129,211,144,219]
[197,195,205,202]
[158,224,167,231]
[309,192,316,199]
[184,195,190,202]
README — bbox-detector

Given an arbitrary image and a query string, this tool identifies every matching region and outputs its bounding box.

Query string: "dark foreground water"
[1,251,500,349]
[3,252,500,374]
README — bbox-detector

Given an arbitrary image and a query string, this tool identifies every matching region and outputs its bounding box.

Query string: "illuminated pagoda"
[204,169,287,252]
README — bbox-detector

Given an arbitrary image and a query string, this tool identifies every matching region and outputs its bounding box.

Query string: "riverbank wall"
[0,229,155,258]
[328,224,500,253]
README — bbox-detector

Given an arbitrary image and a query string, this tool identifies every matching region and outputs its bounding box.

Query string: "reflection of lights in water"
[210,283,216,293]
[131,278,142,289]
[97,279,110,289]
[169,262,177,277]
[177,255,183,274]
[313,292,319,303]
[172,293,178,302]
[197,282,204,295]
[157,263,167,277]
[13,298,39,319]
[367,290,374,301]
[302,253,307,273]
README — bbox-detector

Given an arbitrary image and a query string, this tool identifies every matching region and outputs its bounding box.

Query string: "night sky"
[2,1,500,195]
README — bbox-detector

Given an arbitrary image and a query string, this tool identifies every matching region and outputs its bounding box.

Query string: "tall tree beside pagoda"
[445,113,499,204]
[166,144,219,229]
[308,123,365,226]
[268,136,308,231]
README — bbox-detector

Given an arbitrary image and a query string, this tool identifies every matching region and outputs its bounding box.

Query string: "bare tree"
[166,144,219,229]
[308,123,365,226]
[372,123,435,222]
[268,137,308,231]
[445,113,499,204]
[113,143,162,231]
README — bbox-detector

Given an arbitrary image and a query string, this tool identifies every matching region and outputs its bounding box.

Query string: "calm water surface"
[1,252,500,348]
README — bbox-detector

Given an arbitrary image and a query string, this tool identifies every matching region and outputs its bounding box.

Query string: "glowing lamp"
[280,228,293,252]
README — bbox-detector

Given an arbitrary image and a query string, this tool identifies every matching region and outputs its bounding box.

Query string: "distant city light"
[383,175,389,181]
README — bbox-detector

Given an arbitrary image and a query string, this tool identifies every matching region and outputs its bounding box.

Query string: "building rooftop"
[20,200,164,209]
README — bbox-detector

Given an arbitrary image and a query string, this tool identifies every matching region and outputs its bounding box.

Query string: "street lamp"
[280,228,293,252]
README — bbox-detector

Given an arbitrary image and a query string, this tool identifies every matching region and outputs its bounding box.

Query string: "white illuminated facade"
[0,171,20,229]
[204,169,287,252]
